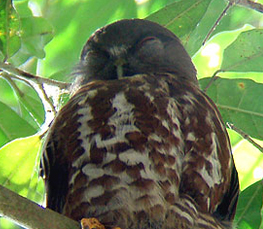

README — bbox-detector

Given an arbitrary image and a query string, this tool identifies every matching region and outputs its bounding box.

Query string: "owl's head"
[76,19,197,85]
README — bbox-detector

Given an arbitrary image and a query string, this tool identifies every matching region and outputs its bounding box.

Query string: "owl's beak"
[114,58,126,79]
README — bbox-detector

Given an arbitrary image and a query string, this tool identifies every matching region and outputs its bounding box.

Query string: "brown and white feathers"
[41,19,239,229]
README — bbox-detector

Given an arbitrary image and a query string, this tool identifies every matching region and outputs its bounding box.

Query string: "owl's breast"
[60,75,185,227]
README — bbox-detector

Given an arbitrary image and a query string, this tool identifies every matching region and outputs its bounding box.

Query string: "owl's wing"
[214,164,239,221]
[41,79,134,216]
[41,89,86,213]
[174,82,239,220]
[41,139,69,213]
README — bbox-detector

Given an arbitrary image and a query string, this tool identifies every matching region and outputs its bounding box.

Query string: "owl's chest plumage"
[43,73,233,229]
[61,74,184,219]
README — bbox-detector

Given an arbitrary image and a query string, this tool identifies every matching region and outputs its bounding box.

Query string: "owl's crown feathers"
[76,19,197,85]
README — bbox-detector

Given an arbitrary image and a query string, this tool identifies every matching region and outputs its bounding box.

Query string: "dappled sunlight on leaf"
[233,140,263,190]
[0,135,43,201]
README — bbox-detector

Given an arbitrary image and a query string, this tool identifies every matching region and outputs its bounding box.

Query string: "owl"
[41,19,239,229]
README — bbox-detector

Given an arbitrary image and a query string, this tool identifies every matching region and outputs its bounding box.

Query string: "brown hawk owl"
[41,19,239,229]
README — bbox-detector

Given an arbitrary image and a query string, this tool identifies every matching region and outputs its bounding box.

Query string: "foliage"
[0,0,263,228]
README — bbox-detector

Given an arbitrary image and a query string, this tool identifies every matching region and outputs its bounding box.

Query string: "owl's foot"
[81,218,121,229]
[81,218,105,229]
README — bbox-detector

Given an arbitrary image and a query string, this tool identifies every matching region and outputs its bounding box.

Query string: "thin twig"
[0,62,71,90]
[227,122,263,153]
[1,70,57,130]
[202,1,234,45]
[2,73,24,97]
[203,0,263,45]
[203,69,223,93]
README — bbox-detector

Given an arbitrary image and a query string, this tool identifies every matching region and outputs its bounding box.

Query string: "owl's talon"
[81,218,106,229]
[80,218,122,229]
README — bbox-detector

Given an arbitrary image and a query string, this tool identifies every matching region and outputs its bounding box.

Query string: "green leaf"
[0,101,37,146]
[199,77,263,140]
[0,77,44,148]
[0,135,42,198]
[15,80,45,129]
[221,29,263,72]
[184,0,227,56]
[7,1,53,65]
[13,0,32,18]
[0,0,21,59]
[20,16,53,58]
[146,0,211,46]
[235,180,263,229]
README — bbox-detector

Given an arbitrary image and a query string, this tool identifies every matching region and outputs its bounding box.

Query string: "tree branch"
[0,62,70,90]
[227,122,263,153]
[0,185,80,229]
[237,0,263,13]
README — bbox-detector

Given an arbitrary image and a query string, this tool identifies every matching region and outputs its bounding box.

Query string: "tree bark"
[0,185,80,229]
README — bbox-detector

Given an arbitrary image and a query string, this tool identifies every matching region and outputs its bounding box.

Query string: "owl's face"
[77,19,197,85]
